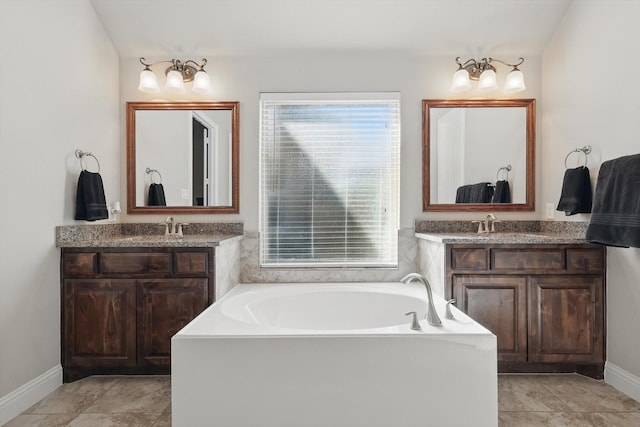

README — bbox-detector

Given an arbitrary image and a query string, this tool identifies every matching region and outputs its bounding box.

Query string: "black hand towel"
[556,166,592,215]
[75,170,108,221]
[492,180,511,203]
[586,154,640,248]
[148,183,167,206]
[455,185,472,203]
[470,182,494,203]
[456,182,494,203]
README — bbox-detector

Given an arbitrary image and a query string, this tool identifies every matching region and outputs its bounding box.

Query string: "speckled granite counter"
[414,220,591,245]
[55,222,243,248]
[415,232,588,245]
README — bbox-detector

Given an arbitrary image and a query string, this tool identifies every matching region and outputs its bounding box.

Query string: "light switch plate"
[546,202,555,219]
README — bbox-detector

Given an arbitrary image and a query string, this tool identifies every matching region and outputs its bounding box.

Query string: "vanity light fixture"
[138,57,212,94]
[451,57,526,93]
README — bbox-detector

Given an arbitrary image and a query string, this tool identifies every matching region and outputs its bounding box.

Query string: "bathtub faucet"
[401,273,443,326]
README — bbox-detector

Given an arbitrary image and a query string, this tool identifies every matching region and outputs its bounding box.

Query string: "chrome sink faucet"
[472,213,500,233]
[485,213,499,232]
[163,216,175,235]
[401,273,442,326]
[162,216,188,236]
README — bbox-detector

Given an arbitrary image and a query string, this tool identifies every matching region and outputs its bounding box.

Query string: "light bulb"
[478,69,498,92]
[165,69,185,92]
[450,68,471,92]
[138,69,159,93]
[504,69,526,93]
[192,70,212,94]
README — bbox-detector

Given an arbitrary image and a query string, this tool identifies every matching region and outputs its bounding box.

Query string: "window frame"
[259,92,401,268]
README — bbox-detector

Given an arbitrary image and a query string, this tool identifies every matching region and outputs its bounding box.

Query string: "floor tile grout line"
[532,375,640,413]
[77,377,171,416]
[534,379,579,413]
[75,377,123,416]
[499,375,573,413]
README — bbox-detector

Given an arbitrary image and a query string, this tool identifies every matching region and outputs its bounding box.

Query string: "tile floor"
[3,374,640,426]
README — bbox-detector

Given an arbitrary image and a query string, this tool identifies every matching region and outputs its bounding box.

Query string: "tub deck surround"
[178,282,491,336]
[172,282,498,427]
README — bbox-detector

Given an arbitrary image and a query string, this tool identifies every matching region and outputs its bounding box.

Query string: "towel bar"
[496,165,511,181]
[564,145,591,169]
[75,149,101,173]
[146,167,163,184]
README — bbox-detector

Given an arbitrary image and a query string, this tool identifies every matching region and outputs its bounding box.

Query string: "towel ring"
[564,145,591,169]
[496,165,511,181]
[146,167,163,184]
[75,149,100,173]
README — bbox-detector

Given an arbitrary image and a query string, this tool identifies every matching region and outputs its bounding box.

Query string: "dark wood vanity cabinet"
[448,244,605,378]
[453,275,528,363]
[137,278,208,367]
[61,248,214,382]
[63,279,137,369]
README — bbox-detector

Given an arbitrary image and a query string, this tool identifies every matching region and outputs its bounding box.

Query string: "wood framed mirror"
[126,101,239,214]
[422,99,535,212]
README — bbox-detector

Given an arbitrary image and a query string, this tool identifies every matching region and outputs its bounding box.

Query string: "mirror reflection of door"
[434,109,465,204]
[192,113,213,206]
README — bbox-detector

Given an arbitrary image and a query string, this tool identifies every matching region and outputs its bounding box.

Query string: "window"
[260,93,400,267]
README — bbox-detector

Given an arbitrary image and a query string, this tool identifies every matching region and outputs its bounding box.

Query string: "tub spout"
[401,273,443,326]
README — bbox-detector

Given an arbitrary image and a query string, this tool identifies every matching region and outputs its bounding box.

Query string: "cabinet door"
[453,275,527,362]
[63,279,136,368]
[528,275,604,363]
[138,279,208,367]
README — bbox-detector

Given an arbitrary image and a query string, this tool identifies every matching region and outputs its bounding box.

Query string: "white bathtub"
[172,282,497,427]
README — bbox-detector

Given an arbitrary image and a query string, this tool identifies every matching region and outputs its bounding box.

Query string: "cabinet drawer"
[174,252,208,275]
[63,253,97,275]
[492,249,564,270]
[451,248,488,270]
[99,253,171,274]
[567,249,604,272]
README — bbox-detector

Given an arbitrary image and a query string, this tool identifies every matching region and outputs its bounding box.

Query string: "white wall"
[542,0,640,380]
[120,54,542,228]
[465,108,526,203]
[0,0,119,405]
[135,110,191,206]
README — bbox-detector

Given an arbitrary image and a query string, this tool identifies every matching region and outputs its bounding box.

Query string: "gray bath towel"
[586,154,640,248]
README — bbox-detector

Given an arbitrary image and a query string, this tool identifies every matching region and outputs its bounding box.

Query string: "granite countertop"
[57,234,243,248]
[415,232,588,245]
[55,222,243,248]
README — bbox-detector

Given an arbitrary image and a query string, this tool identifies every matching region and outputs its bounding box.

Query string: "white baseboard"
[0,365,62,426]
[605,361,640,403]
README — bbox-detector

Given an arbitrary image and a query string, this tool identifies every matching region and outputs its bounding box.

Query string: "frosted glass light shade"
[192,70,212,94]
[138,69,159,93]
[451,69,472,92]
[504,69,526,93]
[478,69,498,92]
[165,69,185,92]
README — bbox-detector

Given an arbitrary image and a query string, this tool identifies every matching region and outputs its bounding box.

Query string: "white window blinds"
[259,93,400,267]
